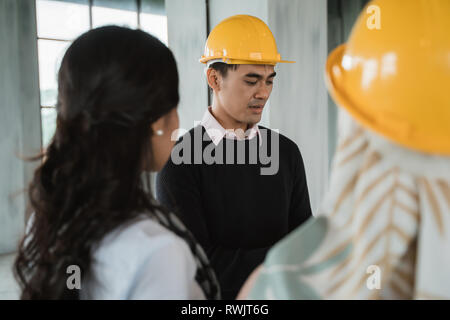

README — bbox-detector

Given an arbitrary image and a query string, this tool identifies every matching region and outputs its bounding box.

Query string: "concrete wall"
[166,0,208,134]
[0,252,19,299]
[0,0,41,255]
[268,0,329,213]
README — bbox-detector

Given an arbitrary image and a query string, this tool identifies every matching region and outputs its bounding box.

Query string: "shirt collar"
[200,106,262,146]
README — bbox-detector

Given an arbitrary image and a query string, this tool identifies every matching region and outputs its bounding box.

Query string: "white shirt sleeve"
[80,217,205,300]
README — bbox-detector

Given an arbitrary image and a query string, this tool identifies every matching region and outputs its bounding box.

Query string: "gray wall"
[166,0,208,135]
[268,0,329,213]
[0,0,41,254]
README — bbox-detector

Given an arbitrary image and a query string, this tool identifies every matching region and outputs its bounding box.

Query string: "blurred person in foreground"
[238,0,450,299]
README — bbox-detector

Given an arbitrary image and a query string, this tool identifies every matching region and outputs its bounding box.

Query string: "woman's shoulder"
[83,213,203,299]
[96,213,192,260]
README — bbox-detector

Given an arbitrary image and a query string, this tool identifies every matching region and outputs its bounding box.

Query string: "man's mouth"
[249,105,264,113]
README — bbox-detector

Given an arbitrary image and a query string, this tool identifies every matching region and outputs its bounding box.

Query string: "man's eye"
[245,80,257,85]
[266,81,273,85]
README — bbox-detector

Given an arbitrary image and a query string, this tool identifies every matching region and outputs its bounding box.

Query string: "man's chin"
[246,115,262,127]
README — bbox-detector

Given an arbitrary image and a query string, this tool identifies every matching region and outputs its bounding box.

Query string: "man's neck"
[210,103,249,134]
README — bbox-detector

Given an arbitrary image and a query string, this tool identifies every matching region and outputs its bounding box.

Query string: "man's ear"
[206,68,221,92]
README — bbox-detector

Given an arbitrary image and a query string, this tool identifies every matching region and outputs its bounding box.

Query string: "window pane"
[92,0,138,29]
[36,0,90,41]
[140,0,167,45]
[38,39,71,107]
[41,107,57,147]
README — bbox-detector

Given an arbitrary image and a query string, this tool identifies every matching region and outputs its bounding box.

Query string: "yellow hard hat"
[326,0,450,155]
[200,14,294,65]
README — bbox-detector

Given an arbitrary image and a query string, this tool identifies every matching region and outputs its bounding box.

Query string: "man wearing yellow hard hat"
[239,0,450,299]
[157,15,312,299]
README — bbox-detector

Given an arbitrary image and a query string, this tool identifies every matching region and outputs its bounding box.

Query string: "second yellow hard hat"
[200,14,294,65]
[326,0,450,155]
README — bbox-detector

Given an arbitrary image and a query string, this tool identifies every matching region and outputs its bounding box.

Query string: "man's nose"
[255,84,270,100]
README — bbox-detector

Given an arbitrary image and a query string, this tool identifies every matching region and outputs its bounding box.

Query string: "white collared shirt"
[200,106,262,146]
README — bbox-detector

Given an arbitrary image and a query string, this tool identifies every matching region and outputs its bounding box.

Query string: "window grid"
[36,0,146,144]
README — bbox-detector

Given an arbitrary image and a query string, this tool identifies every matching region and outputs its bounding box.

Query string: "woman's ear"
[206,68,221,92]
[151,115,166,137]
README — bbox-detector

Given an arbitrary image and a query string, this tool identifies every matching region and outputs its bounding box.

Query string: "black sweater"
[156,125,312,299]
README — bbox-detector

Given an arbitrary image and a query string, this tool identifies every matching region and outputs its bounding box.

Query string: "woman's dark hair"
[14,26,219,299]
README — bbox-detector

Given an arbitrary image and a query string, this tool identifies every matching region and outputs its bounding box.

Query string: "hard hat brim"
[199,57,295,65]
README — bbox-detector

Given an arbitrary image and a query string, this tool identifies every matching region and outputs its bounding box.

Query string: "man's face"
[216,64,276,126]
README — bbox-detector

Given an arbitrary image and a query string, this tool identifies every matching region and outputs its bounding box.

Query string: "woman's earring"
[156,129,164,136]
